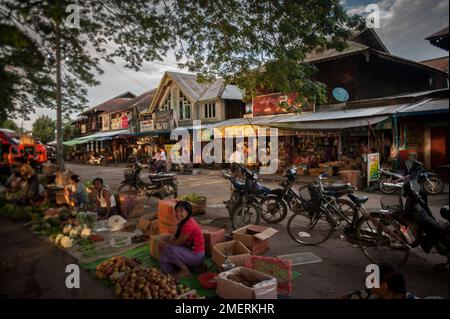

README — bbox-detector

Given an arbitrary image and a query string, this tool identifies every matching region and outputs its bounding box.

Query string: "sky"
[16,0,449,130]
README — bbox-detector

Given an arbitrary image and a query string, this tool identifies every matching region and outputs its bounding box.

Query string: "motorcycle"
[88,154,105,165]
[379,164,444,195]
[222,164,272,230]
[117,161,178,200]
[260,166,357,224]
[380,160,449,267]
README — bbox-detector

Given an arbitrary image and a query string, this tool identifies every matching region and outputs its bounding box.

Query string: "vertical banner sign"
[367,153,380,186]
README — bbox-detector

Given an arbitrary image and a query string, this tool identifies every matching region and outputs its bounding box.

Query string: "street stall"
[0,170,302,299]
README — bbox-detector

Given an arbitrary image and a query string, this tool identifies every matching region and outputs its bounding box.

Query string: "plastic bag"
[107,215,127,231]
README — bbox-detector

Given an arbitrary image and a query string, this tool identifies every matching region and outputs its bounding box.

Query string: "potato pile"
[95,256,141,280]
[95,256,196,299]
[111,267,191,299]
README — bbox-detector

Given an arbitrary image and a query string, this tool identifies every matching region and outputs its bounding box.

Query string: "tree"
[0,119,19,131]
[32,115,55,145]
[1,0,363,170]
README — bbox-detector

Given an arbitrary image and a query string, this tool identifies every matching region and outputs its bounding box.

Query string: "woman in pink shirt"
[159,201,205,278]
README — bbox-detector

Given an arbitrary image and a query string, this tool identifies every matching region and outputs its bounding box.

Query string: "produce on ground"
[60,236,73,249]
[179,193,206,204]
[88,234,104,242]
[95,256,142,280]
[76,212,97,228]
[0,203,33,222]
[226,273,262,288]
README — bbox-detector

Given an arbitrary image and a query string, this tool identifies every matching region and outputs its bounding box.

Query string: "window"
[178,91,191,120]
[204,102,216,119]
[161,93,171,111]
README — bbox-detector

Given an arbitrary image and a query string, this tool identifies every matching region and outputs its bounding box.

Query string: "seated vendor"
[5,170,22,192]
[159,201,205,278]
[19,164,43,205]
[93,177,117,218]
[65,174,89,209]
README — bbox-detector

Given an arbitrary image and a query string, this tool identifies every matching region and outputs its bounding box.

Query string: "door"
[430,126,448,169]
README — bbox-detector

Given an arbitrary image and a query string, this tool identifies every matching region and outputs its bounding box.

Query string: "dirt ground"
[0,163,448,299]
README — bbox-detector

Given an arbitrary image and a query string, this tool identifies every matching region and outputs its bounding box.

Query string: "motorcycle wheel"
[117,183,139,193]
[230,201,261,230]
[422,177,444,195]
[260,195,288,224]
[379,177,397,194]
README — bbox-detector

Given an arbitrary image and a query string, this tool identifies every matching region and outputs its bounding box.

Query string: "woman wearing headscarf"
[159,201,205,278]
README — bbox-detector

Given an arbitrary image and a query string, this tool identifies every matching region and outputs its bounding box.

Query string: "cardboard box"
[158,199,179,234]
[137,213,159,237]
[200,225,225,255]
[232,224,279,255]
[212,240,250,270]
[149,234,172,260]
[216,267,278,299]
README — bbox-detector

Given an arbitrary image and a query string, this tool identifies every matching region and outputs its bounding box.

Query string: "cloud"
[16,0,449,130]
[347,0,449,61]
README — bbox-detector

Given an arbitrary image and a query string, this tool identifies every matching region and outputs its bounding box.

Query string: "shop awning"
[63,129,130,145]
[264,115,390,130]
[393,98,449,116]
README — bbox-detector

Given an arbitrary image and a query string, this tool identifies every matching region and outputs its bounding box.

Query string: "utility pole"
[55,21,64,171]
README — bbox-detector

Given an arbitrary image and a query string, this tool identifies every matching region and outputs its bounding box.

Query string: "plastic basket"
[298,184,322,215]
[380,195,403,215]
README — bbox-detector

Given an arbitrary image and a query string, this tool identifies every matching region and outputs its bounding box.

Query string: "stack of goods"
[179,193,207,215]
[117,191,147,220]
[158,199,178,235]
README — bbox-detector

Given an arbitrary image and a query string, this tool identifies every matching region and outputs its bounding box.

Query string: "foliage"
[32,115,56,144]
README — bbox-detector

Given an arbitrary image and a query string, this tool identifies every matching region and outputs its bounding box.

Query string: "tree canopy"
[32,115,55,144]
[1,0,363,122]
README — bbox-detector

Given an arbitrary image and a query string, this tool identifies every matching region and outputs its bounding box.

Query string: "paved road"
[0,163,447,299]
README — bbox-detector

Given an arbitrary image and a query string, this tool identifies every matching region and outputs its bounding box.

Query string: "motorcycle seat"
[149,173,175,178]
[440,206,449,221]
[348,193,369,205]
[323,184,352,193]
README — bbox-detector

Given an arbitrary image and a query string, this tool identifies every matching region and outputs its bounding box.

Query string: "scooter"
[381,160,449,268]
[88,154,105,165]
[379,164,444,195]
[118,161,178,200]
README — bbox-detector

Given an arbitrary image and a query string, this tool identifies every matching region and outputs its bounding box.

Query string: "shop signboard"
[140,120,155,132]
[121,116,129,129]
[252,93,314,117]
[367,153,380,186]
[111,118,121,130]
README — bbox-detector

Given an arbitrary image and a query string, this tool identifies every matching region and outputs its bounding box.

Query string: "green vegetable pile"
[0,203,33,222]
[76,212,97,228]
[179,193,207,204]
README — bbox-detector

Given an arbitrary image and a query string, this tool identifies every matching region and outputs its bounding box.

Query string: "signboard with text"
[252,93,314,117]
[367,153,380,186]
[121,116,129,129]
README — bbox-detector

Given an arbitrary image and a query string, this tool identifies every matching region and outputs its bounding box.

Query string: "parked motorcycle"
[117,161,178,200]
[88,154,105,165]
[222,164,272,230]
[260,166,357,224]
[379,160,449,267]
[379,164,444,195]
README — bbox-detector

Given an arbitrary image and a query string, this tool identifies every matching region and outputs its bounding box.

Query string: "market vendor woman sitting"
[93,177,117,218]
[159,201,205,278]
[65,174,89,209]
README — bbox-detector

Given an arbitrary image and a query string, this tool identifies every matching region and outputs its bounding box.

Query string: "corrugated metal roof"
[395,98,449,114]
[221,84,243,100]
[77,129,130,140]
[274,104,406,123]
[304,41,368,63]
[166,71,210,101]
[266,116,389,130]
[198,78,224,101]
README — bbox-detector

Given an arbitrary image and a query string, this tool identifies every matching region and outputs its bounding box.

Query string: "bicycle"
[287,174,410,267]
